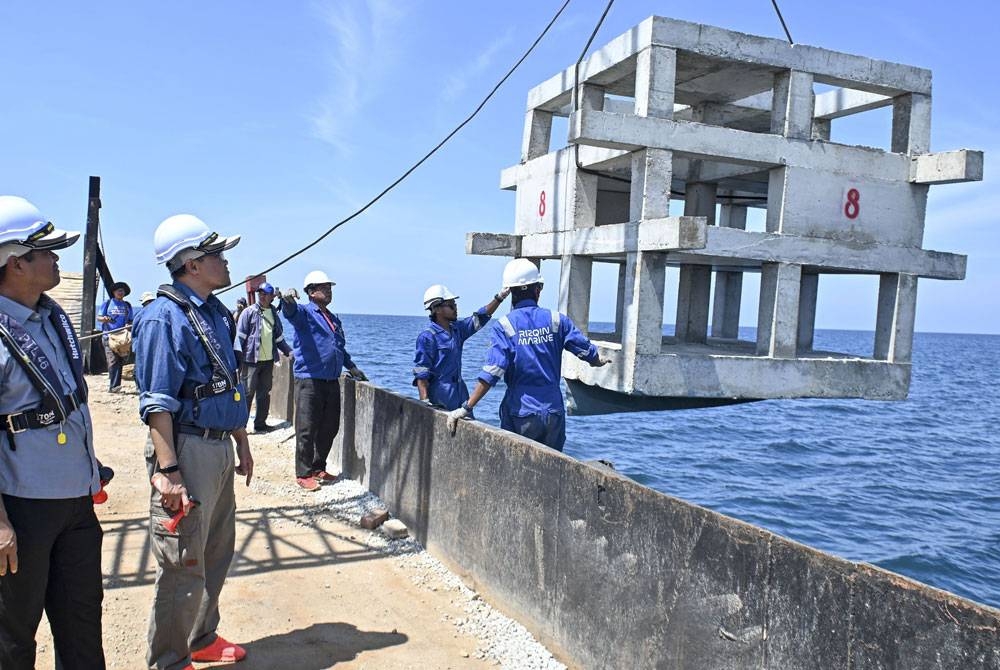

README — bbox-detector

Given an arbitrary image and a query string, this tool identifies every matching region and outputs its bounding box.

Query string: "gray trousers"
[145,433,236,670]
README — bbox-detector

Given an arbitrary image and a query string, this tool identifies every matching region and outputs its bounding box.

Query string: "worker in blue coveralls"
[97,281,133,392]
[446,258,609,452]
[0,195,106,669]
[133,213,253,669]
[412,284,509,411]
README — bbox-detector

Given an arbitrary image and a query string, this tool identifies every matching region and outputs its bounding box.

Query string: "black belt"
[1,390,85,434]
[176,424,233,441]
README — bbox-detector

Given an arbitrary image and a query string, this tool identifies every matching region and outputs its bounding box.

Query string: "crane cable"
[216,0,574,295]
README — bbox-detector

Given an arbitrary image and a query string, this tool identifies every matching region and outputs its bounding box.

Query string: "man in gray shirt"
[0,195,105,669]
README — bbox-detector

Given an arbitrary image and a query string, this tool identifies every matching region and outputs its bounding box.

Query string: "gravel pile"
[307,479,566,669]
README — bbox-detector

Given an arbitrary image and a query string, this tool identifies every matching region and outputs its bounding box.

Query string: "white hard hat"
[423,284,458,310]
[0,195,80,264]
[140,291,156,305]
[303,270,335,290]
[502,258,544,289]
[154,214,241,271]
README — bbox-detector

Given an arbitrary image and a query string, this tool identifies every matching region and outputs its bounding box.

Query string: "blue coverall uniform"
[477,298,599,452]
[412,305,491,411]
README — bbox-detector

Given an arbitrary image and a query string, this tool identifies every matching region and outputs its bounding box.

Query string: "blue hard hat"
[258,282,275,294]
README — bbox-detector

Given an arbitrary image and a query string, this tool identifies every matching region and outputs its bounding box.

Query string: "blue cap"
[258,282,275,294]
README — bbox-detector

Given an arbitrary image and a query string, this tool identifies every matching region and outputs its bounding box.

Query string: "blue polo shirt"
[0,295,99,498]
[281,300,357,380]
[98,297,133,331]
[133,281,249,430]
[412,305,491,410]
[478,299,598,417]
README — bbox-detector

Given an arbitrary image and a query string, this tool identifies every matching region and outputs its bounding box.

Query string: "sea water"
[335,313,1000,610]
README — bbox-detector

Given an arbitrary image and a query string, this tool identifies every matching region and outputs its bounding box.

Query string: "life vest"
[156,284,241,403]
[0,295,88,448]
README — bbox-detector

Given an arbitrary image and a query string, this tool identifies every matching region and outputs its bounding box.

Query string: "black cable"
[770,0,794,44]
[217,0,573,295]
[571,0,615,178]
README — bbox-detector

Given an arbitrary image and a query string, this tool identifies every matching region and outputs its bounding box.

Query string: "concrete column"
[571,169,600,230]
[765,167,786,234]
[634,45,676,119]
[559,255,593,336]
[797,272,819,352]
[756,262,802,358]
[579,84,605,112]
[675,183,716,343]
[629,148,672,221]
[521,109,553,163]
[621,251,666,365]
[812,118,831,141]
[874,273,918,363]
[891,93,931,155]
[711,205,747,339]
[614,262,627,340]
[771,70,815,139]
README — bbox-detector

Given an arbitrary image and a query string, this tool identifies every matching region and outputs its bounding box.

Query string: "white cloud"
[441,30,514,102]
[308,0,408,154]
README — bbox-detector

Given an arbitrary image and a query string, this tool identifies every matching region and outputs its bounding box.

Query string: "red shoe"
[296,476,320,491]
[191,635,247,662]
[312,470,337,483]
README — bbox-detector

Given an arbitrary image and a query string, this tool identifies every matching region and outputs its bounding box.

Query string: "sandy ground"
[32,376,564,670]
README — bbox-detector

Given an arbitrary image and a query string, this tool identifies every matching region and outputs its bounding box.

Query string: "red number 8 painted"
[844,188,860,220]
[538,191,547,218]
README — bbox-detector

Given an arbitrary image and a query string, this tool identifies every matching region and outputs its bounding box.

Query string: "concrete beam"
[466,232,520,257]
[467,226,966,280]
[526,21,653,112]
[648,16,931,95]
[565,349,912,400]
[683,227,966,279]
[813,88,892,119]
[911,150,984,184]
[572,110,911,182]
[526,16,928,117]
[521,217,706,258]
[501,146,633,191]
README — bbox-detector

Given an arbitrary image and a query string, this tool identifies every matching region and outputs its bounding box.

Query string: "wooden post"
[81,177,102,373]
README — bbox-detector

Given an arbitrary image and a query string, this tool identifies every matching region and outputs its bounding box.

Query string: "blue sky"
[0,1,995,333]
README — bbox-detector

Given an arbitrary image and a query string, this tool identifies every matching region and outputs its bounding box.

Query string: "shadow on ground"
[102,503,418,589]
[211,622,408,669]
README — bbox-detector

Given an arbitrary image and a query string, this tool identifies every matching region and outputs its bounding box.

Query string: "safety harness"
[156,284,241,404]
[0,295,88,449]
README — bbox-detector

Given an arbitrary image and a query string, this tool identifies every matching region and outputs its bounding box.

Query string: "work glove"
[446,406,470,434]
[591,355,612,367]
[494,287,511,302]
[282,288,299,302]
[349,367,368,382]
